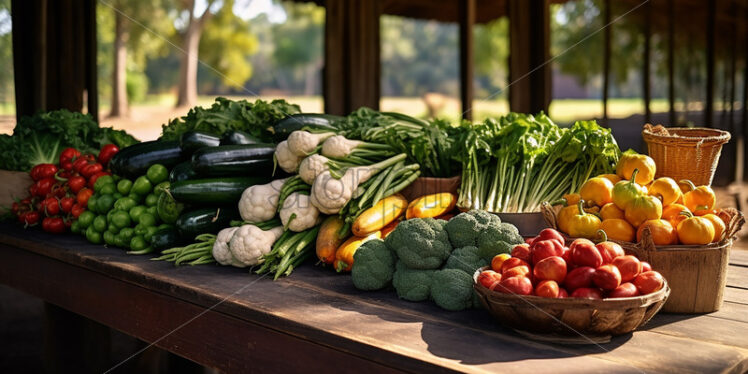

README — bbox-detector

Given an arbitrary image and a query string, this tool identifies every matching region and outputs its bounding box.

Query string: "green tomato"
[113,192,123,200]
[103,231,116,246]
[111,210,132,229]
[101,184,117,195]
[113,234,126,248]
[129,205,147,223]
[93,175,114,193]
[129,235,148,251]
[157,223,173,230]
[107,222,120,234]
[71,220,81,234]
[97,194,115,213]
[92,215,108,233]
[117,179,133,195]
[86,195,99,213]
[119,227,135,242]
[114,197,137,212]
[139,212,157,227]
[144,226,160,242]
[134,224,148,236]
[144,193,159,207]
[132,176,152,195]
[146,164,168,185]
[146,206,158,217]
[85,226,102,244]
[77,211,95,228]
[153,181,170,196]
[127,192,143,203]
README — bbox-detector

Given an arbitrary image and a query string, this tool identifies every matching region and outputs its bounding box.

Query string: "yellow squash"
[567,200,602,239]
[611,169,646,210]
[600,203,625,220]
[624,194,663,227]
[616,150,656,185]
[680,180,716,212]
[676,211,715,245]
[636,219,678,245]
[579,177,614,207]
[662,203,689,222]
[405,192,456,219]
[316,216,348,265]
[562,193,581,206]
[352,194,408,237]
[701,213,726,243]
[600,218,635,242]
[648,177,682,206]
[334,231,382,272]
[597,173,622,185]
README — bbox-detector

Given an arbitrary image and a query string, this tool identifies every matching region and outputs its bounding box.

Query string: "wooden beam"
[705,0,717,127]
[85,0,98,121]
[668,0,676,125]
[508,0,550,114]
[459,0,476,120]
[602,0,611,124]
[643,0,652,124]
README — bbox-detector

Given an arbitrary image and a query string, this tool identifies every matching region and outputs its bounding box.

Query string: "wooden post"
[84,0,98,121]
[668,0,676,125]
[459,0,476,120]
[323,0,381,115]
[643,0,652,124]
[602,0,611,124]
[705,0,716,127]
[508,0,550,114]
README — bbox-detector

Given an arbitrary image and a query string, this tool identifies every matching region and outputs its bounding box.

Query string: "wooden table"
[1,224,747,374]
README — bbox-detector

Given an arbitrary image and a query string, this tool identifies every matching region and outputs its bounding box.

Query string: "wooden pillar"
[508,0,550,114]
[323,0,381,115]
[602,0,611,124]
[668,0,676,125]
[705,0,716,127]
[642,0,652,124]
[459,0,476,120]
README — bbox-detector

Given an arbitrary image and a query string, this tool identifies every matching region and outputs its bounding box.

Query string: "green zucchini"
[176,207,240,238]
[180,131,221,154]
[170,177,269,205]
[110,141,185,179]
[150,227,187,251]
[220,130,263,146]
[272,113,342,141]
[169,161,197,183]
[191,144,275,177]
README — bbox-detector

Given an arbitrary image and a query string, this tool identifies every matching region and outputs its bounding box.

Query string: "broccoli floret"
[392,261,435,301]
[444,213,483,248]
[499,222,524,244]
[476,223,523,261]
[444,246,488,276]
[469,209,496,227]
[385,218,452,269]
[351,239,396,291]
[430,269,475,311]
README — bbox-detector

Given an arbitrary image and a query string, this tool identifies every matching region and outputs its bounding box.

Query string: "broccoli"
[444,246,488,276]
[430,269,476,311]
[351,239,396,291]
[385,218,452,270]
[444,210,500,248]
[392,261,435,302]
[476,223,524,260]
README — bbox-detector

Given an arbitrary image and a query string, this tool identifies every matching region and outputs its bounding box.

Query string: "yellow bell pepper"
[611,169,646,210]
[600,218,636,242]
[567,200,602,239]
[600,203,625,220]
[648,177,682,206]
[624,194,663,227]
[579,177,614,207]
[676,211,715,245]
[616,150,656,185]
[680,180,716,212]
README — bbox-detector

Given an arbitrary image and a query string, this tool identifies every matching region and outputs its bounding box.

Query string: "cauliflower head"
[392,261,435,302]
[275,140,303,173]
[299,154,330,185]
[321,135,360,158]
[212,227,244,267]
[430,269,476,311]
[310,169,356,214]
[279,192,321,232]
[351,239,396,291]
[443,246,488,276]
[238,178,286,223]
[384,218,452,270]
[228,225,284,266]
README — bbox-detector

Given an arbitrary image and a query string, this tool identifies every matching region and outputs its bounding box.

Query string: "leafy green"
[159,97,301,142]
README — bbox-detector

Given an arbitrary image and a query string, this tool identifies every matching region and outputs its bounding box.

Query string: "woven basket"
[641,124,730,186]
[473,267,669,343]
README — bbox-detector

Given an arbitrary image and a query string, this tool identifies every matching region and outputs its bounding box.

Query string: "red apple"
[641,261,652,272]
[533,256,567,283]
[633,271,665,295]
[592,264,622,290]
[503,265,530,279]
[535,280,560,298]
[510,244,532,264]
[563,266,596,291]
[607,282,640,298]
[477,270,502,290]
[612,255,642,282]
[501,257,529,273]
[496,276,533,295]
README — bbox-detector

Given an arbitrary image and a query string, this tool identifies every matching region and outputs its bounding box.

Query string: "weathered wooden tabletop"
[0,223,747,374]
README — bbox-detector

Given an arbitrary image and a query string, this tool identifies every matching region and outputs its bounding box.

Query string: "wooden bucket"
[641,124,730,186]
[0,170,32,214]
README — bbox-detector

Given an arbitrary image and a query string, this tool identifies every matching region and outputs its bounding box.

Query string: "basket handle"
[541,202,559,230]
[630,225,655,261]
[721,208,746,244]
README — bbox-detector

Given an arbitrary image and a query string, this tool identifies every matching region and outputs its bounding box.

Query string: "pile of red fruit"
[477,228,665,299]
[12,145,119,233]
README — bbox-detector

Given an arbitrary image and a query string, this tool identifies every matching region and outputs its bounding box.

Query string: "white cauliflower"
[228,225,285,266]
[287,131,334,157]
[275,140,303,173]
[279,192,321,232]
[238,178,286,222]
[212,227,244,267]
[298,154,330,185]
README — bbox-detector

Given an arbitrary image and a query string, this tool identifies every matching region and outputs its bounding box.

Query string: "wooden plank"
[725,286,748,304]
[705,0,716,127]
[602,0,611,124]
[727,264,748,289]
[323,0,345,115]
[459,0,475,120]
[668,0,675,125]
[730,249,748,267]
[84,0,98,121]
[708,301,748,323]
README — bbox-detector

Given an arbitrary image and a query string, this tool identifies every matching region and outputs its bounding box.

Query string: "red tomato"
[641,261,652,272]
[531,239,564,265]
[43,197,60,216]
[76,188,93,206]
[59,197,74,213]
[88,171,110,189]
[34,177,56,197]
[67,176,87,194]
[98,144,119,166]
[477,270,502,290]
[491,253,511,273]
[570,238,603,268]
[570,287,603,299]
[557,288,569,298]
[496,276,533,295]
[525,237,536,246]
[612,255,642,282]
[501,257,529,273]
[533,256,567,283]
[536,228,565,246]
[561,247,573,265]
[71,203,85,218]
[592,264,622,290]
[596,241,625,264]
[510,244,532,264]
[607,282,640,298]
[563,266,595,291]
[535,280,560,298]
[22,211,41,226]
[59,148,81,171]
[42,217,66,233]
[633,271,665,295]
[80,163,103,178]
[503,265,531,279]
[30,163,58,181]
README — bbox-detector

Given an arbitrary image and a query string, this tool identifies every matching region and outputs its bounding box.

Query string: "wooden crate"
[0,170,31,213]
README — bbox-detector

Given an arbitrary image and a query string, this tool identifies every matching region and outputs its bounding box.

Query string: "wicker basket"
[399,175,460,201]
[641,124,730,186]
[473,267,670,343]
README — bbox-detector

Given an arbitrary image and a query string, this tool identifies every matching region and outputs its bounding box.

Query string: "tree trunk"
[176,22,202,108]
[110,12,128,117]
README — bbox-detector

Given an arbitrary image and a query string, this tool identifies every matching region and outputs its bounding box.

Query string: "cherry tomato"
[59,148,81,171]
[42,217,66,233]
[76,188,94,207]
[80,163,103,178]
[72,157,90,173]
[50,183,67,198]
[43,197,60,216]
[30,163,58,181]
[71,203,86,218]
[88,171,111,189]
[11,202,20,215]
[22,211,41,226]
[59,197,75,213]
[34,177,56,197]
[68,176,87,193]
[98,144,120,166]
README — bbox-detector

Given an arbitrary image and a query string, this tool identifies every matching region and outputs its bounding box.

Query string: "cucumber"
[180,131,221,154]
[191,144,275,177]
[176,207,240,238]
[170,177,270,205]
[169,161,197,183]
[272,114,342,141]
[110,141,185,179]
[150,227,187,251]
[220,130,263,146]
